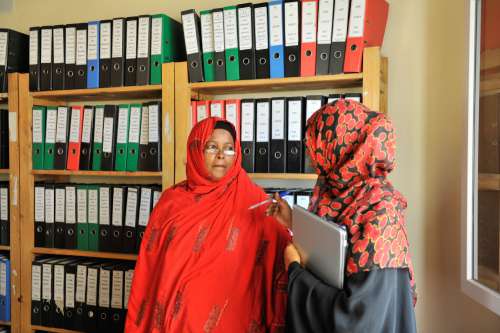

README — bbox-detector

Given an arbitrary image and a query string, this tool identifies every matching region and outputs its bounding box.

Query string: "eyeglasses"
[204,144,236,156]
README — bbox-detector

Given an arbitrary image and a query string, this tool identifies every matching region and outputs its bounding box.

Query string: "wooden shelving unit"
[32,248,138,261]
[31,170,162,177]
[0,170,8,175]
[31,325,80,333]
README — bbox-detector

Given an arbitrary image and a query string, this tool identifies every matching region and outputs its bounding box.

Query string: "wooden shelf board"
[249,173,318,180]
[0,169,8,174]
[0,246,10,251]
[31,85,162,102]
[478,173,500,190]
[31,325,80,333]
[189,73,363,94]
[32,248,138,261]
[32,170,162,177]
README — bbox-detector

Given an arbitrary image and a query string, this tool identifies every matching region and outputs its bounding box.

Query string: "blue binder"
[87,21,100,88]
[268,0,285,78]
[0,256,8,322]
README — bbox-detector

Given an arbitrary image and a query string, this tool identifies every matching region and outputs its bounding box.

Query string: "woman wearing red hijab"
[125,118,290,332]
[267,100,417,333]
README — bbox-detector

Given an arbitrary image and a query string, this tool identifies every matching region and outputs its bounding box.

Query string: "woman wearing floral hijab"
[267,100,417,333]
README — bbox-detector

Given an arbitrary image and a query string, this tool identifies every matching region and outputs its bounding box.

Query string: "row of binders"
[34,183,161,254]
[192,93,361,173]
[0,256,10,322]
[31,256,134,332]
[0,110,8,169]
[32,102,162,172]
[29,14,185,91]
[181,0,388,83]
[265,188,313,209]
[0,29,29,92]
[0,183,8,246]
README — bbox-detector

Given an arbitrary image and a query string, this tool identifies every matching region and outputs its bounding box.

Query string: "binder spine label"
[201,13,215,53]
[55,188,65,222]
[98,269,110,307]
[56,107,68,143]
[65,27,76,64]
[112,188,123,226]
[46,109,57,144]
[117,107,129,144]
[302,2,318,43]
[288,101,302,141]
[66,187,76,224]
[348,0,366,38]
[254,7,268,51]
[30,30,39,65]
[32,265,42,301]
[66,273,75,307]
[82,108,93,143]
[103,117,114,153]
[149,104,159,143]
[0,32,6,66]
[332,0,349,42]
[94,107,104,143]
[241,103,255,142]
[139,107,149,145]
[271,100,285,140]
[129,106,141,143]
[138,188,151,227]
[125,189,138,227]
[112,19,124,58]
[126,20,138,60]
[42,264,52,300]
[238,7,253,51]
[87,268,98,306]
[100,22,111,59]
[69,109,81,143]
[284,2,299,46]
[88,24,98,60]
[88,189,99,224]
[41,29,52,64]
[33,109,44,143]
[76,265,87,303]
[138,17,150,59]
[53,28,65,64]
[35,187,45,222]
[0,188,7,221]
[213,11,225,52]
[182,13,199,55]
[151,18,162,56]
[225,103,238,129]
[111,271,124,309]
[77,188,87,224]
[45,189,55,224]
[76,29,87,65]
[224,9,238,49]
[269,4,284,46]
[317,0,334,44]
[99,188,110,225]
[256,102,270,142]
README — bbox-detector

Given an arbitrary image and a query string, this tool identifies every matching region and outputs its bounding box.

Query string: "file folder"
[76,185,89,251]
[64,261,78,329]
[87,21,100,89]
[99,20,112,88]
[29,27,41,91]
[44,185,55,248]
[295,189,312,209]
[52,26,65,90]
[34,183,46,247]
[40,27,53,91]
[270,97,287,173]
[344,92,362,102]
[110,266,126,332]
[91,105,105,171]
[238,3,256,80]
[344,0,388,73]
[200,10,216,82]
[137,104,150,172]
[284,0,300,77]
[0,29,28,93]
[124,186,139,253]
[67,106,83,170]
[124,267,134,316]
[79,106,94,170]
[0,257,9,322]
[98,265,112,331]
[65,185,77,249]
[85,264,99,332]
[254,3,270,79]
[287,97,305,172]
[75,23,88,89]
[54,106,70,170]
[126,104,142,172]
[44,106,58,170]
[212,8,226,81]
[125,17,138,86]
[64,25,77,90]
[316,0,334,75]
[87,185,100,251]
[329,0,349,74]
[54,185,66,248]
[181,10,204,83]
[327,93,341,103]
[224,6,240,81]
[115,104,130,171]
[195,100,209,124]
[31,258,43,325]
[136,15,151,85]
[111,18,126,87]
[224,99,241,139]
[102,105,118,171]
[0,112,6,169]
[153,186,162,208]
[32,106,46,170]
[304,95,325,172]
[146,102,162,171]
[98,186,112,252]
[241,99,256,173]
[53,259,66,327]
[210,100,225,118]
[0,186,8,246]
[300,0,318,76]
[269,0,285,78]
[74,261,89,329]
[136,186,152,252]
[255,99,271,173]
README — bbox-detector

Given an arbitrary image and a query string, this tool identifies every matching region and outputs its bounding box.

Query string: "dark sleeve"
[285,263,417,333]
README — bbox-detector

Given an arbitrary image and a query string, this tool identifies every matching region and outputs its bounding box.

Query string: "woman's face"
[204,129,236,181]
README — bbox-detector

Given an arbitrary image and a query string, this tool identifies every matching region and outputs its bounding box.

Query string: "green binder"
[224,6,240,81]
[76,185,89,251]
[115,104,130,171]
[91,105,105,171]
[200,10,216,82]
[32,106,46,170]
[126,104,142,172]
[87,185,99,251]
[43,106,58,170]
[150,14,186,84]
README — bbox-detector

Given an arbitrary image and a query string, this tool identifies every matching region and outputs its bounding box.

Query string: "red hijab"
[125,117,290,332]
[305,100,416,303]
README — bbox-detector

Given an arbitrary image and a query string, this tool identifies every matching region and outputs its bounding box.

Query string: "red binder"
[224,99,241,140]
[66,105,84,170]
[300,0,319,77]
[344,0,389,73]
[196,100,210,124]
[191,101,197,127]
[210,100,226,119]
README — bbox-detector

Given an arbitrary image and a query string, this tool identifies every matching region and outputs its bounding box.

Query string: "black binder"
[0,29,27,92]
[253,3,270,79]
[79,106,94,170]
[0,182,8,245]
[51,25,65,90]
[136,186,152,253]
[44,184,55,248]
[111,18,126,87]
[29,27,41,91]
[110,265,126,332]
[284,0,301,77]
[54,106,70,170]
[304,95,326,173]
[99,20,112,88]
[75,23,88,89]
[240,99,256,173]
[64,25,77,90]
[316,0,334,75]
[64,261,78,330]
[124,186,139,253]
[136,15,151,85]
[54,184,66,249]
[212,8,226,81]
[40,26,53,91]
[52,259,67,327]
[101,105,118,171]
[344,92,362,103]
[286,97,305,173]
[0,110,8,169]
[98,186,112,252]
[270,97,287,173]
[31,258,44,325]
[41,258,60,327]
[34,182,46,247]
[255,99,271,173]
[181,10,204,83]
[238,3,256,80]
[97,264,112,332]
[146,102,162,171]
[65,185,77,249]
[329,0,349,75]
[85,263,100,333]
[137,104,149,172]
[74,260,94,330]
[124,17,138,86]
[111,186,125,253]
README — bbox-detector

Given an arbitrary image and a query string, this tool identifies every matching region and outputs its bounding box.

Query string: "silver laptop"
[292,205,348,289]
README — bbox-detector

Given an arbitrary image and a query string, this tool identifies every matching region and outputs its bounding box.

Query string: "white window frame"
[462,0,500,316]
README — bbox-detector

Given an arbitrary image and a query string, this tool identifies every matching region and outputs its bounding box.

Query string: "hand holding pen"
[253,191,293,229]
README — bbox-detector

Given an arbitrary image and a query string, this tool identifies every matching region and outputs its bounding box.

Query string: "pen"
[248,190,291,210]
